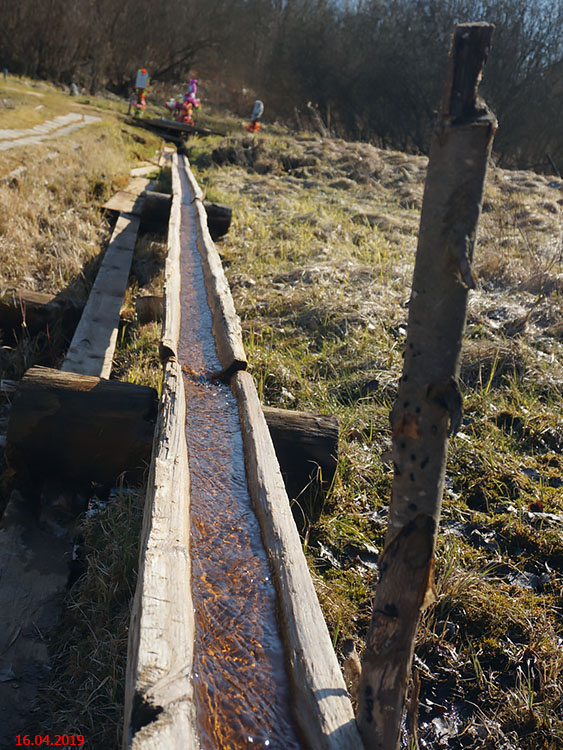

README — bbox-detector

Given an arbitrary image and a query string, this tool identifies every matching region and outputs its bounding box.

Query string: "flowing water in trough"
[177,160,301,749]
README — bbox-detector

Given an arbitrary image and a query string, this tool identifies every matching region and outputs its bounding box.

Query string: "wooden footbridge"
[0,150,363,749]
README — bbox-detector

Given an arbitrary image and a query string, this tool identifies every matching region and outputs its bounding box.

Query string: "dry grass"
[189,126,563,748]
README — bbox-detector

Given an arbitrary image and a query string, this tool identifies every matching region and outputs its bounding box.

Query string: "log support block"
[6,366,158,486]
[262,405,338,506]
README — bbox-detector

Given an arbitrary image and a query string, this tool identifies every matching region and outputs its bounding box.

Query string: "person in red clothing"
[245,99,264,132]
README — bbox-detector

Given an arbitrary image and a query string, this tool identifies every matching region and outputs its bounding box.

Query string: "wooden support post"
[262,405,338,502]
[6,366,157,485]
[204,201,232,240]
[140,191,171,235]
[357,23,497,750]
[136,295,163,325]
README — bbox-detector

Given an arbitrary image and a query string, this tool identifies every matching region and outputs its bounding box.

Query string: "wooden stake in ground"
[357,23,497,750]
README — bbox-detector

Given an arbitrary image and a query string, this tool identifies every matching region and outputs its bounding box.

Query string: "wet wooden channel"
[123,154,363,749]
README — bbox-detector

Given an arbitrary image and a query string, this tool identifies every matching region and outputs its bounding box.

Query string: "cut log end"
[6,366,158,486]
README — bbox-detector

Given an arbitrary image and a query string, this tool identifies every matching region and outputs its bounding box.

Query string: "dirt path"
[0,112,101,151]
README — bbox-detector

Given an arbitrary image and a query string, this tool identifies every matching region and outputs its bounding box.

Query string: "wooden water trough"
[123,153,363,749]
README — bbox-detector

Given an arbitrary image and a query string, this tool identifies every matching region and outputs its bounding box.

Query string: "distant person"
[245,100,264,132]
[69,82,79,96]
[3,68,8,80]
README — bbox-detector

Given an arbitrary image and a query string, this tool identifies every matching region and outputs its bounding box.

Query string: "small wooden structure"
[123,153,362,749]
[0,169,158,744]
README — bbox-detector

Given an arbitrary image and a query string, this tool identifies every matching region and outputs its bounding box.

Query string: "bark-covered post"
[357,24,497,750]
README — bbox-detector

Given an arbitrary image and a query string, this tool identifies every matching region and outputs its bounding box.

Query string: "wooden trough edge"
[160,153,183,362]
[180,156,248,376]
[232,370,364,749]
[123,153,198,748]
[123,358,197,750]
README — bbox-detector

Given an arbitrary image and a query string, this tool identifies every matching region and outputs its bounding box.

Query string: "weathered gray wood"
[232,369,363,750]
[357,24,497,750]
[62,213,140,378]
[102,177,151,215]
[123,357,197,750]
[160,154,182,362]
[123,151,197,747]
[6,366,157,485]
[181,157,247,376]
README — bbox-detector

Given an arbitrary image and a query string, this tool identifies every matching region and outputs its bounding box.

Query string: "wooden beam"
[140,191,171,234]
[124,152,197,747]
[136,295,163,325]
[62,213,139,378]
[102,177,151,216]
[123,358,198,750]
[263,405,338,502]
[6,366,157,485]
[232,370,363,750]
[203,201,232,241]
[0,288,82,338]
[160,154,182,362]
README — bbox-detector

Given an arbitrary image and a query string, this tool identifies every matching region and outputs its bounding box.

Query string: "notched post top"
[441,22,495,123]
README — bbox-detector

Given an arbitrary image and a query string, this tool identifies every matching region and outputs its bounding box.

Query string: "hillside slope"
[1,78,562,748]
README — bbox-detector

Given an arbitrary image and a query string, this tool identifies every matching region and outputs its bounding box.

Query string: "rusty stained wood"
[232,369,363,750]
[62,213,140,378]
[180,156,247,376]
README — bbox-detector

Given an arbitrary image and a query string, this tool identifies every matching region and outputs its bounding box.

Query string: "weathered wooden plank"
[231,369,363,750]
[180,157,247,376]
[0,288,82,338]
[160,154,182,362]
[62,214,140,378]
[123,358,197,750]
[102,177,151,215]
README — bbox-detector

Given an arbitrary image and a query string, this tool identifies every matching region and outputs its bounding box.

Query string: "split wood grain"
[122,358,197,750]
[232,369,364,750]
[62,213,139,378]
[160,153,182,362]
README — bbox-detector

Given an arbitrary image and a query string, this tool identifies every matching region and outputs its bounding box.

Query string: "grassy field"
[187,129,563,748]
[1,77,562,748]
